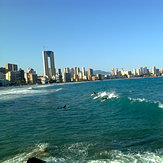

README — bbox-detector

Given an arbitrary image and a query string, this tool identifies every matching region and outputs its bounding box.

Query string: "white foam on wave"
[158,102,163,109]
[128,97,163,109]
[92,91,119,101]
[128,97,148,103]
[2,143,163,163]
[2,143,64,163]
[66,142,91,160]
[36,84,55,88]
[87,150,163,163]
[0,87,63,101]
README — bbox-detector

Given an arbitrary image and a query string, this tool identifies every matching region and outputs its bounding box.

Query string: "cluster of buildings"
[0,50,163,86]
[111,66,163,78]
[0,63,38,86]
[41,51,96,83]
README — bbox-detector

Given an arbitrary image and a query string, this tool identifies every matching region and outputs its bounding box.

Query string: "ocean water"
[0,77,163,163]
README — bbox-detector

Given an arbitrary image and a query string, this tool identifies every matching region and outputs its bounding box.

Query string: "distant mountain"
[93,70,111,75]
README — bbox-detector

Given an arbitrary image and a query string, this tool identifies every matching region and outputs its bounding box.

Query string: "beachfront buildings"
[24,68,37,84]
[6,63,18,72]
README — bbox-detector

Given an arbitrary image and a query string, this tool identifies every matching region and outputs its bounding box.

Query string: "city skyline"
[1,0,163,75]
[1,58,163,76]
[1,59,163,87]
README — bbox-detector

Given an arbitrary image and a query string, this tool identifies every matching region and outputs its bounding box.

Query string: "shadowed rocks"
[27,157,46,163]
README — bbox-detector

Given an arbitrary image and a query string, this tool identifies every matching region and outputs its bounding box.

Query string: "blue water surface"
[0,77,163,163]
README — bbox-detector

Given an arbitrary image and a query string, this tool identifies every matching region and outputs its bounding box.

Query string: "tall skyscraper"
[111,68,115,76]
[115,68,119,76]
[82,67,86,76]
[88,68,93,80]
[74,67,80,75]
[42,51,56,79]
[143,67,148,75]
[58,69,62,75]
[138,67,143,75]
[133,68,137,75]
[88,68,93,76]
[65,67,70,73]
[152,66,156,74]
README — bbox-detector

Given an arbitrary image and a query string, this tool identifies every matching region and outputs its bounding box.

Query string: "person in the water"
[101,97,107,101]
[93,91,97,95]
[57,105,67,109]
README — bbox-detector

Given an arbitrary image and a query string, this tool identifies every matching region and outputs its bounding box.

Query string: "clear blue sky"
[0,0,163,75]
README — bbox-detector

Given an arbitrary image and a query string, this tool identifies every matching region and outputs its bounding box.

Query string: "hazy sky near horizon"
[0,0,163,75]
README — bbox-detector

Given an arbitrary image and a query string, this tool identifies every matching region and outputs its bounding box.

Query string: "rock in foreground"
[27,157,46,163]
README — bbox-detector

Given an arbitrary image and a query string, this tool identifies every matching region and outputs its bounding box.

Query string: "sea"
[0,77,163,163]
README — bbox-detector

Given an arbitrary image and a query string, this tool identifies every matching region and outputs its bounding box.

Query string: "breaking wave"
[128,97,163,109]
[91,91,119,101]
[91,90,163,108]
[2,143,64,163]
[0,87,63,101]
[2,143,163,163]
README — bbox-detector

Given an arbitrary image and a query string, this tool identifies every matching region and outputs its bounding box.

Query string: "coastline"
[0,75,163,90]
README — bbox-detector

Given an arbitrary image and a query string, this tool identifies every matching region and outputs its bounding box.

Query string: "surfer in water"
[92,91,97,96]
[101,97,108,102]
[56,105,67,109]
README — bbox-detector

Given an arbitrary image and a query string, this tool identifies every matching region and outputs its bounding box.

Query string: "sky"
[0,0,163,75]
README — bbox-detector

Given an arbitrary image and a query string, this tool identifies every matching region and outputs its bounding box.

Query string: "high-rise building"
[6,63,18,72]
[152,66,156,74]
[24,73,37,84]
[111,68,115,76]
[88,68,93,76]
[27,67,36,74]
[121,68,125,76]
[133,68,137,75]
[73,74,79,82]
[42,51,56,79]
[0,67,7,74]
[78,72,83,80]
[65,67,70,73]
[6,71,22,83]
[18,68,25,81]
[137,67,143,76]
[143,67,148,75]
[70,68,74,75]
[62,72,71,82]
[0,72,5,80]
[82,67,86,76]
[115,68,119,76]
[58,69,62,75]
[77,67,80,75]
[88,68,93,80]
[74,67,80,75]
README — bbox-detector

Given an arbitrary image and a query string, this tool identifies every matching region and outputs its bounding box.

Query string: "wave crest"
[0,87,63,101]
[92,91,119,101]
[2,143,65,163]
[128,97,163,109]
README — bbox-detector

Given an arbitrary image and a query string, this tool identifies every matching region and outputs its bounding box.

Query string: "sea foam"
[2,143,163,163]
[92,91,119,101]
[87,150,163,163]
[2,143,64,163]
[0,87,63,101]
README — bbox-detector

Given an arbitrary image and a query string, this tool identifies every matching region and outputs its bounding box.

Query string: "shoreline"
[0,76,162,90]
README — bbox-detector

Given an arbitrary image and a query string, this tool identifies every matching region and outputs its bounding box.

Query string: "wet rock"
[27,157,46,163]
